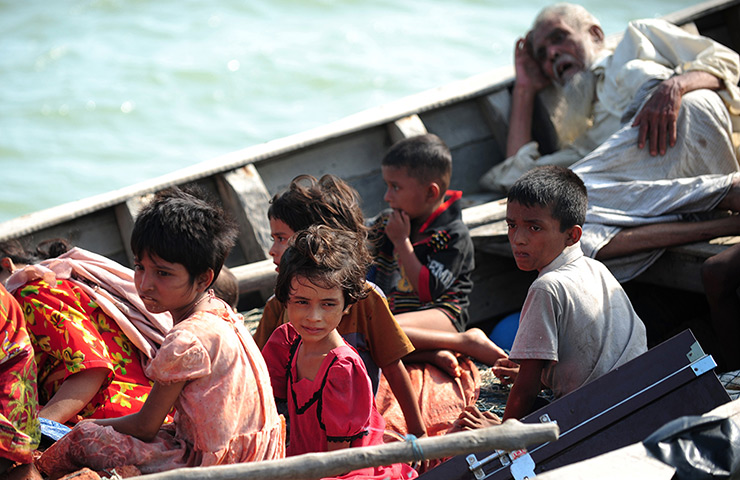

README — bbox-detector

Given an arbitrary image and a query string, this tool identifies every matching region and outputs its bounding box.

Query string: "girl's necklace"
[180,289,215,321]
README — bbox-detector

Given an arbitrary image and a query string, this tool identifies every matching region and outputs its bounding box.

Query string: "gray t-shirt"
[509,243,647,398]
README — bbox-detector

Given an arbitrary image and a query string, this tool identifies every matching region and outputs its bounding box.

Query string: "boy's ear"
[427,182,441,202]
[197,268,215,292]
[343,303,353,315]
[565,225,583,246]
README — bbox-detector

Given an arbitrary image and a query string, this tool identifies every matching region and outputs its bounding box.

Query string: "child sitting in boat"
[476,166,647,426]
[37,187,285,477]
[252,174,426,439]
[261,225,418,479]
[368,133,508,376]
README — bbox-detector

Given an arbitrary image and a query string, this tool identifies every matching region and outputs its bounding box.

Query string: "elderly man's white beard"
[547,68,597,146]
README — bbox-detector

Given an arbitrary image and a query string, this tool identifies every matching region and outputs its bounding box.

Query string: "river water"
[1,0,693,222]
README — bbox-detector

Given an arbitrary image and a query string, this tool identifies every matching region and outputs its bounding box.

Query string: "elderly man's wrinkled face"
[530,17,600,86]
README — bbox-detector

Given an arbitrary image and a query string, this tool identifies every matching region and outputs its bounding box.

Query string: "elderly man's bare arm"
[632,70,724,157]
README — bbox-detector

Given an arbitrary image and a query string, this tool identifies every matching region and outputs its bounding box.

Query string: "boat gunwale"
[0,67,515,241]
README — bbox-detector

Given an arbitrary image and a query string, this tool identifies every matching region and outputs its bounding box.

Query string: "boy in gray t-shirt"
[499,166,647,421]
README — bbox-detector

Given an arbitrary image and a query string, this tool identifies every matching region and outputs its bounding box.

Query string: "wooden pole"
[130,420,559,480]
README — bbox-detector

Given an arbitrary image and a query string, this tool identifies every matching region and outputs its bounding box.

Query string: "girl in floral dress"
[262,225,418,480]
[37,187,284,477]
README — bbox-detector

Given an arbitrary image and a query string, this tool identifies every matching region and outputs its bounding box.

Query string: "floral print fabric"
[0,283,40,464]
[13,278,153,421]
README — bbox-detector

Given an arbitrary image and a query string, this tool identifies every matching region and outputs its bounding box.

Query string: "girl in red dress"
[262,225,418,479]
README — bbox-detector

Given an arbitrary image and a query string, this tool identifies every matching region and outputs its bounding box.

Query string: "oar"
[130,419,559,480]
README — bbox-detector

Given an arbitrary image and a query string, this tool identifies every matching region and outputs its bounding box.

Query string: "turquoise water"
[1,0,693,222]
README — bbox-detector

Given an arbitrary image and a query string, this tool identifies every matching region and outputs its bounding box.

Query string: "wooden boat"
[2,0,740,331]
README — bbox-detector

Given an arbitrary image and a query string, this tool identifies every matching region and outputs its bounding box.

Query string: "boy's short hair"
[507,166,587,231]
[131,186,238,285]
[382,134,452,193]
[268,174,367,241]
[275,225,370,308]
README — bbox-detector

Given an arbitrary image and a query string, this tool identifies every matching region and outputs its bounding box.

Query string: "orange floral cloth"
[0,283,40,464]
[37,305,285,477]
[13,278,154,420]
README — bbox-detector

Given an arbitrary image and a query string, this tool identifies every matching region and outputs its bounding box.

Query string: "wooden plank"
[216,165,272,263]
[114,195,153,267]
[478,90,511,158]
[387,114,428,143]
[230,259,277,297]
[131,420,559,480]
[255,127,389,216]
[462,198,507,229]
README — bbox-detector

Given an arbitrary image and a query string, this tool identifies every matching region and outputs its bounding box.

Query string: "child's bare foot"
[407,349,462,378]
[461,328,508,365]
[430,349,462,378]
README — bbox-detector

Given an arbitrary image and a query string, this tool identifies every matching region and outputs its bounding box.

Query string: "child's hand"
[386,209,411,247]
[448,405,502,433]
[492,357,519,386]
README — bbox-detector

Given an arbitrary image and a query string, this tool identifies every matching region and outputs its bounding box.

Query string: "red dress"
[263,324,418,480]
[13,278,154,420]
[0,283,40,464]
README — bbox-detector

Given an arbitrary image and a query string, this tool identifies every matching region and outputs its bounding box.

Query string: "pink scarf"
[6,247,172,360]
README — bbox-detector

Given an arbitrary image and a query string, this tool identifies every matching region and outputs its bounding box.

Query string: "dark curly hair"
[268,174,368,241]
[274,225,370,308]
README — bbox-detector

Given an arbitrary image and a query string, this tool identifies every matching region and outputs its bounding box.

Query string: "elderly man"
[481,3,740,281]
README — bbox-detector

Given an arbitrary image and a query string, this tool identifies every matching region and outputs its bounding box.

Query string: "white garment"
[574,89,739,280]
[509,244,647,399]
[480,19,740,281]
[480,18,740,193]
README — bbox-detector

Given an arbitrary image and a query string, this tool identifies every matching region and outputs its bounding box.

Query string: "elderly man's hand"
[514,35,551,93]
[632,77,683,156]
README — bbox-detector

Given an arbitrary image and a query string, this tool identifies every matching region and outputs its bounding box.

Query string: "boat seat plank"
[387,114,428,143]
[230,259,277,301]
[215,165,272,263]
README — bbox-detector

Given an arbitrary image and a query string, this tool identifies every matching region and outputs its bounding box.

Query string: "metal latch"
[691,354,717,376]
[686,341,716,376]
[509,450,536,480]
[466,450,509,480]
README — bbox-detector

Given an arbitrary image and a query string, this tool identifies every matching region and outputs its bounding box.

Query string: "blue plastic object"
[489,312,520,351]
[39,417,71,442]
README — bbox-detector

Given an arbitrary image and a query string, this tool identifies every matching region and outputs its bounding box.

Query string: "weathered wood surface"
[129,420,559,480]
